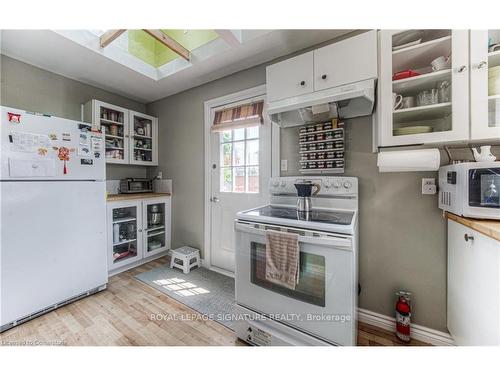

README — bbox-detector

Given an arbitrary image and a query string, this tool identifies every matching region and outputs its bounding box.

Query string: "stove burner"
[244,205,354,225]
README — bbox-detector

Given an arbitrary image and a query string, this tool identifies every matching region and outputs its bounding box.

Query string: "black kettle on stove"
[294,180,321,212]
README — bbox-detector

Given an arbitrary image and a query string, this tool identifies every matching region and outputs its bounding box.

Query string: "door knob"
[300,81,306,86]
[464,233,474,242]
[211,197,220,203]
[321,74,327,80]
[457,65,467,73]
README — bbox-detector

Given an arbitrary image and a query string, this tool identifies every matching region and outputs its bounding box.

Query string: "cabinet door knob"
[464,233,474,242]
[458,65,467,73]
[477,61,487,69]
[300,81,306,86]
[321,74,327,80]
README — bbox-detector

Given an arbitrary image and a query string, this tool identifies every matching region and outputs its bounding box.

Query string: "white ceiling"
[0,29,353,103]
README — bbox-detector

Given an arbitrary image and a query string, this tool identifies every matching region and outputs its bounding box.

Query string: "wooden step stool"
[170,246,201,274]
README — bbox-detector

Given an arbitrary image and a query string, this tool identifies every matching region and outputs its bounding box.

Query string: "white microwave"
[438,161,500,220]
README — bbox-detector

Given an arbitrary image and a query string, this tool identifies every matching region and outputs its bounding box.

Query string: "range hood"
[267,79,376,127]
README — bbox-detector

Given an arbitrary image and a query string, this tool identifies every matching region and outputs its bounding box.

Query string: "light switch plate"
[280,159,288,172]
[422,178,437,195]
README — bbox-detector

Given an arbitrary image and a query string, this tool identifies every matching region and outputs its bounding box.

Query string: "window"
[220,126,259,193]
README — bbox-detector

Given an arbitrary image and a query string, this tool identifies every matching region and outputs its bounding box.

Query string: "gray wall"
[146,65,450,332]
[281,117,447,331]
[0,55,149,180]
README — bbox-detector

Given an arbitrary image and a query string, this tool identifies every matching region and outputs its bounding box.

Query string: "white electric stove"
[234,176,359,346]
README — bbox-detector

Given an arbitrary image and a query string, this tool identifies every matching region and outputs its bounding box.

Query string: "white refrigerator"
[0,106,108,332]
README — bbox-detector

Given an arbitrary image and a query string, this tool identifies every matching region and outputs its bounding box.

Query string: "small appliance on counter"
[119,178,153,194]
[438,161,500,220]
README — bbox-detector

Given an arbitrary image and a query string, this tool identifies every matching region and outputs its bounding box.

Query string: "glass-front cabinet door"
[470,30,500,141]
[94,101,130,164]
[129,111,158,166]
[142,198,171,258]
[378,30,469,147]
[107,201,143,270]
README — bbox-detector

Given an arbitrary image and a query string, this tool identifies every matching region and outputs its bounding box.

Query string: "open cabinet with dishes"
[83,99,158,165]
[107,196,171,273]
[378,30,470,146]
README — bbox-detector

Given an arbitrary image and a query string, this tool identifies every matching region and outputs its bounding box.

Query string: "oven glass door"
[251,242,325,307]
[235,221,356,345]
[469,168,500,208]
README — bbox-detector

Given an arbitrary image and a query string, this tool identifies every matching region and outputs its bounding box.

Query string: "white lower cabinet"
[107,196,171,272]
[447,219,500,345]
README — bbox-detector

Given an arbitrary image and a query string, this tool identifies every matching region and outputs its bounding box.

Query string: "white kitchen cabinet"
[470,30,500,141]
[378,30,470,147]
[107,196,171,273]
[129,111,158,166]
[107,200,143,271]
[266,51,314,102]
[83,100,158,166]
[314,30,377,92]
[447,219,500,345]
[266,31,378,105]
[142,197,171,258]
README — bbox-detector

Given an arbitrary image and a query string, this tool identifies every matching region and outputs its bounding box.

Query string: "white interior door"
[209,103,271,273]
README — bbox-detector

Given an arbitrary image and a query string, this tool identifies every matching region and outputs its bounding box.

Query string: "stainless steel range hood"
[267,79,376,127]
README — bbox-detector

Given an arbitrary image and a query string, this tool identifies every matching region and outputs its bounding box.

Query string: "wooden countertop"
[446,212,500,242]
[107,192,171,202]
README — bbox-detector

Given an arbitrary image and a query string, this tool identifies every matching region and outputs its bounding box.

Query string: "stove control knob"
[280,181,286,187]
[323,181,332,189]
[272,181,279,187]
[343,181,352,189]
[332,182,341,189]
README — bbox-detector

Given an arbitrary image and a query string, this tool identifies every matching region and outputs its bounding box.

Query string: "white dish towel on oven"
[265,230,300,290]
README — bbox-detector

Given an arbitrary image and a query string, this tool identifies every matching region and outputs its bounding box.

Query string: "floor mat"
[135,265,236,330]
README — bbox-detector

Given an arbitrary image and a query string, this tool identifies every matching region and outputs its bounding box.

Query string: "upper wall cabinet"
[84,100,158,166]
[266,52,314,102]
[266,31,378,104]
[314,31,378,91]
[378,30,470,147]
[470,30,500,141]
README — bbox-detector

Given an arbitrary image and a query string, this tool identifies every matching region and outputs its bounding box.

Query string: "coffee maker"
[294,180,321,212]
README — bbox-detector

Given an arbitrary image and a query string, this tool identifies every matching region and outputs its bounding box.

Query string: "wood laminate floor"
[0,258,428,346]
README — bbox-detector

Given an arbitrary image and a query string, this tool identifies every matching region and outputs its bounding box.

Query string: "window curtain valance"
[211,100,264,133]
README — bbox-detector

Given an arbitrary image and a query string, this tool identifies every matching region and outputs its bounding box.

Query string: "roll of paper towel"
[377,149,440,172]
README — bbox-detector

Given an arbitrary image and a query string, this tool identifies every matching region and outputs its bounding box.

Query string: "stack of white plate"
[393,126,433,136]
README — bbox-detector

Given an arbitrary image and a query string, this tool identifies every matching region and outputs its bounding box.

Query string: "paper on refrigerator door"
[8,158,56,177]
[10,131,52,153]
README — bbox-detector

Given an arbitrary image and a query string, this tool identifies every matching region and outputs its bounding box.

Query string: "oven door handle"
[235,222,352,250]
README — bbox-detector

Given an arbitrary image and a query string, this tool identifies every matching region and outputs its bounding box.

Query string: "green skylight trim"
[128,29,219,68]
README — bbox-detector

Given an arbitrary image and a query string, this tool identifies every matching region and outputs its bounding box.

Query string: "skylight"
[54,29,248,81]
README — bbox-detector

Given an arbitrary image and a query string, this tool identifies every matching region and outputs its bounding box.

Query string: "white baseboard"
[357,308,454,346]
[195,260,454,346]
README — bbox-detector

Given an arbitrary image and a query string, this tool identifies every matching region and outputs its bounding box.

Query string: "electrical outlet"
[280,159,288,172]
[422,178,437,195]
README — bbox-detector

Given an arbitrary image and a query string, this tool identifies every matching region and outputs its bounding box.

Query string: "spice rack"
[299,120,345,174]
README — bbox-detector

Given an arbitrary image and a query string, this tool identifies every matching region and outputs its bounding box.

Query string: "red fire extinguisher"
[395,291,412,342]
